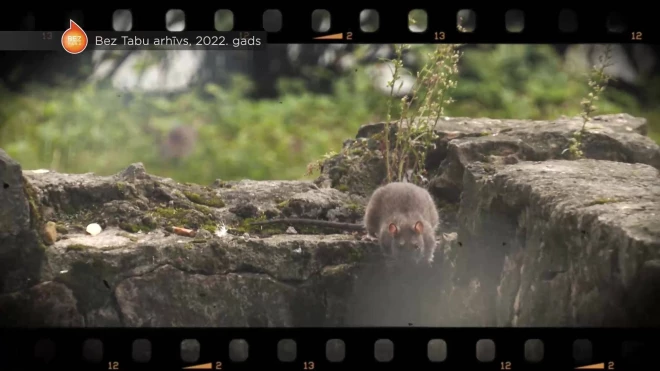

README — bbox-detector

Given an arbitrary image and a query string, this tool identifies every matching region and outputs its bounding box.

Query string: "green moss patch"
[233,214,355,236]
[151,206,215,230]
[119,222,155,233]
[232,214,282,235]
[55,225,69,234]
[201,223,217,233]
[182,191,225,208]
[345,202,364,213]
[22,176,42,229]
[66,244,92,252]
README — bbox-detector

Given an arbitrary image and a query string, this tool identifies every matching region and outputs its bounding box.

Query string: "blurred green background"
[1,43,658,185]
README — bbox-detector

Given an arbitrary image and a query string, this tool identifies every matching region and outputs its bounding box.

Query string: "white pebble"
[85,223,102,236]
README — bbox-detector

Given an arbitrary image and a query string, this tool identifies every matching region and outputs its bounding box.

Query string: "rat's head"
[379,219,427,264]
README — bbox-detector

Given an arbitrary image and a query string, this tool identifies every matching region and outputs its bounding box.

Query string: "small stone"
[42,221,58,245]
[286,226,298,234]
[229,204,259,218]
[196,229,213,239]
[86,223,102,236]
[141,215,157,229]
[117,162,147,181]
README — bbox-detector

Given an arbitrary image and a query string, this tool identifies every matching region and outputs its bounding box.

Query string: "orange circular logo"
[61,20,88,54]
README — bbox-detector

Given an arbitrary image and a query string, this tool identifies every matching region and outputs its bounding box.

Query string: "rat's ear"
[388,223,398,235]
[414,221,424,233]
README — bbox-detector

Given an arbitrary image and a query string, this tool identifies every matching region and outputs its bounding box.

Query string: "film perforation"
[559,9,579,33]
[0,6,654,42]
[408,10,428,33]
[360,9,379,33]
[505,9,525,33]
[606,12,627,33]
[1,328,657,369]
[311,9,331,33]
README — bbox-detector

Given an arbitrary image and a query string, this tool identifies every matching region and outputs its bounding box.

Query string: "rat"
[249,181,440,265]
[363,181,440,265]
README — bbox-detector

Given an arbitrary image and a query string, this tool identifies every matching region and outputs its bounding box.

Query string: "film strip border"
[2,6,657,43]
[0,328,657,370]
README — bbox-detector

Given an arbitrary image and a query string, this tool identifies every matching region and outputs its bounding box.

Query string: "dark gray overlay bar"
[0,31,267,51]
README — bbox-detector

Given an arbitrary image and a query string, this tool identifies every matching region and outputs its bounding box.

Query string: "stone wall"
[0,114,658,327]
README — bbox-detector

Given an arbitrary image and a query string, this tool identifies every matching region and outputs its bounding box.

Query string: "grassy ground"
[1,44,657,184]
